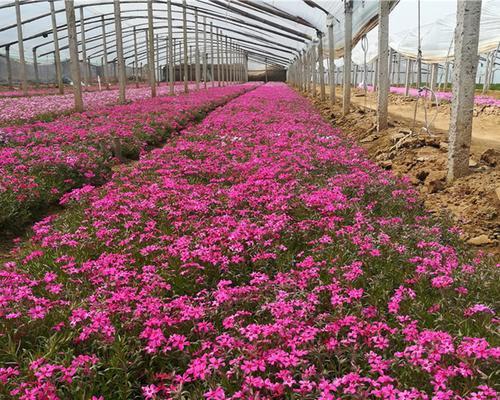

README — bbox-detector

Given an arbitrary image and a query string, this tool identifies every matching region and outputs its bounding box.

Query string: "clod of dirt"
[496,186,500,201]
[467,234,494,246]
[469,158,479,168]
[481,148,499,167]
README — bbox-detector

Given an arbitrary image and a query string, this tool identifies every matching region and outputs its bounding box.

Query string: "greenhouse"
[0,0,499,398]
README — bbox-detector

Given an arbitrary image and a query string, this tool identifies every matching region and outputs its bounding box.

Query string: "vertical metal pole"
[377,0,390,132]
[49,0,64,94]
[182,0,188,93]
[318,32,325,100]
[430,63,438,92]
[114,0,126,103]
[167,0,174,94]
[194,8,200,90]
[79,7,89,86]
[87,56,92,83]
[101,15,109,88]
[447,0,482,181]
[343,0,353,115]
[165,37,168,84]
[327,17,335,104]
[14,0,28,95]
[147,0,157,97]
[173,38,176,83]
[397,53,402,85]
[65,0,83,111]
[133,26,139,87]
[33,48,40,87]
[203,16,207,88]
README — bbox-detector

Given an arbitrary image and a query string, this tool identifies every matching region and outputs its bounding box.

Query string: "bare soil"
[307,87,500,257]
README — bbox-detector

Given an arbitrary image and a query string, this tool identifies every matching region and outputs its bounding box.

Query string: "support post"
[182,0,188,92]
[404,58,411,96]
[6,46,12,89]
[217,29,221,86]
[15,0,28,95]
[195,8,200,90]
[133,26,139,87]
[377,0,390,132]
[397,53,402,85]
[210,22,215,87]
[265,57,268,83]
[312,44,317,96]
[114,0,126,103]
[447,0,482,182]
[430,63,438,92]
[318,32,325,100]
[327,17,335,104]
[101,15,109,88]
[343,0,353,115]
[147,0,157,97]
[33,48,40,87]
[49,0,64,94]
[156,34,160,86]
[64,0,83,111]
[203,16,207,88]
[167,0,174,94]
[80,7,89,86]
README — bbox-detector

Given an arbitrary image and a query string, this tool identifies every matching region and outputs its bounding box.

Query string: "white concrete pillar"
[447,0,482,181]
[49,0,64,94]
[327,17,335,104]
[377,0,390,131]
[182,0,188,92]
[114,0,126,103]
[64,0,83,111]
[147,0,157,97]
[342,0,353,115]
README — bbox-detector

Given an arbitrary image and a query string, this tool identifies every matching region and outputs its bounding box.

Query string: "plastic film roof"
[349,0,500,66]
[0,0,395,70]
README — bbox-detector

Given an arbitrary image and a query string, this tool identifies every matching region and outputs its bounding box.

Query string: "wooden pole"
[377,0,390,131]
[147,0,157,97]
[167,0,174,94]
[182,0,188,92]
[342,0,353,115]
[79,7,89,86]
[64,0,83,111]
[49,0,64,94]
[447,0,482,181]
[114,0,126,103]
[327,17,335,104]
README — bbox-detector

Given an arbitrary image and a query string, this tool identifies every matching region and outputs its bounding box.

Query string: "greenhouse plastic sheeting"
[0,0,397,69]
[348,0,500,66]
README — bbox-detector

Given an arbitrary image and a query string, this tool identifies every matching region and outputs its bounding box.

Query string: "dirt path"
[306,87,500,257]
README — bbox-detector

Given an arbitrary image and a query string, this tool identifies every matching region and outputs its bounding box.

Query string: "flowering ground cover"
[0,82,206,125]
[0,83,257,231]
[366,85,500,107]
[0,83,498,399]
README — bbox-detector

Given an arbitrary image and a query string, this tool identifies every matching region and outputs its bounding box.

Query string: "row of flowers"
[364,85,500,107]
[0,82,222,125]
[0,83,258,231]
[0,83,497,399]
